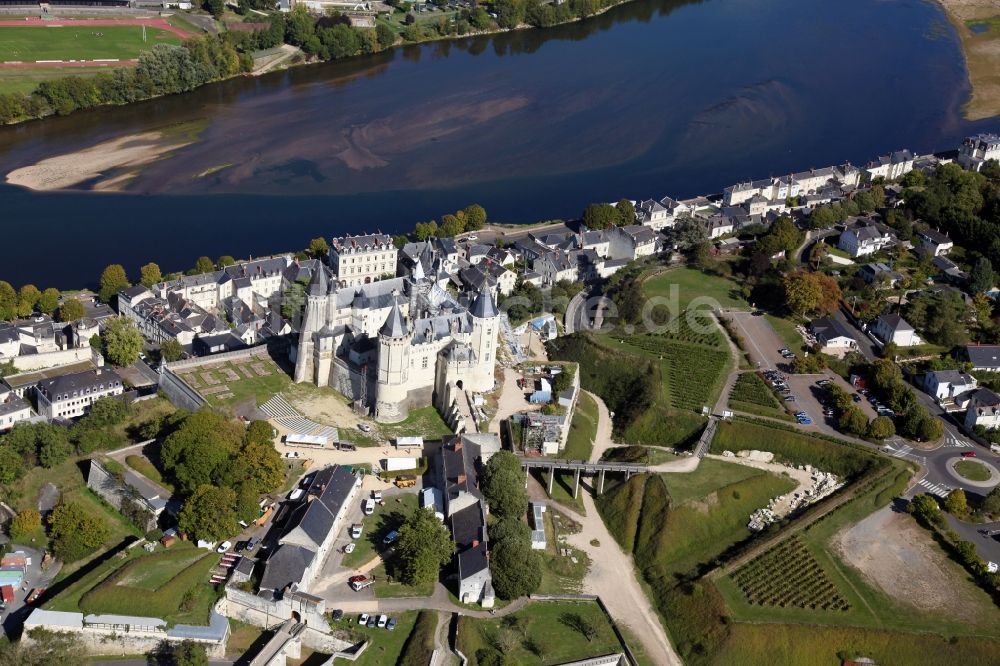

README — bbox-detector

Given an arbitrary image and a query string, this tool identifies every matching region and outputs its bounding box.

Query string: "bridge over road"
[520,458,649,497]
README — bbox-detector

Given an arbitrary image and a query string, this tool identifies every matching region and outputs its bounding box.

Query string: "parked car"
[367,615,378,628]
[331,609,344,621]
[247,537,261,551]
[344,543,356,554]
[784,395,796,402]
[350,575,372,592]
[383,530,399,546]
[963,451,978,458]
[377,614,388,628]
[234,540,248,554]
[364,499,376,515]
[350,524,363,539]
[852,394,862,403]
[25,588,45,605]
[217,541,232,554]
[387,617,397,631]
[359,613,370,625]
[358,423,372,433]
[372,490,383,501]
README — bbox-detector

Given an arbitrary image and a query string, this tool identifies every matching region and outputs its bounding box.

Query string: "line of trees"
[0,282,66,322]
[0,36,250,125]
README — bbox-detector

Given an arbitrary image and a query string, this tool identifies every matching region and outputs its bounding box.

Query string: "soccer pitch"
[0,25,180,62]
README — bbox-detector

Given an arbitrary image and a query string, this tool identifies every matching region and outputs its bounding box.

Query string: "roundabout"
[947,456,1000,489]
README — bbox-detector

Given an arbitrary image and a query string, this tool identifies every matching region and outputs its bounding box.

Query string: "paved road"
[832,307,880,361]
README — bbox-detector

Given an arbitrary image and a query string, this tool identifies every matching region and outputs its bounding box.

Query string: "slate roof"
[469,287,498,319]
[877,313,913,333]
[258,544,315,594]
[811,317,856,343]
[379,303,408,338]
[966,345,1000,370]
[38,368,122,401]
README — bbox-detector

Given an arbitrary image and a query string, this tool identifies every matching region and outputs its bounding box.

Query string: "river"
[0,0,997,289]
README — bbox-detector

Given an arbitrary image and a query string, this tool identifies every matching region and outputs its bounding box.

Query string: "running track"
[0,17,190,38]
[0,59,138,69]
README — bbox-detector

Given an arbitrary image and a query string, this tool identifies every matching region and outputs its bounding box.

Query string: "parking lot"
[728,311,876,437]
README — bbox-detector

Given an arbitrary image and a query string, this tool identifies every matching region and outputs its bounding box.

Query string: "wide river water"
[0,0,998,288]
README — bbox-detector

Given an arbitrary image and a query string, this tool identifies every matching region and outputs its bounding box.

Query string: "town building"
[609,225,659,260]
[957,133,1000,173]
[917,228,953,257]
[864,149,914,181]
[259,465,362,597]
[809,317,857,355]
[925,370,977,404]
[329,233,398,288]
[858,263,902,288]
[36,367,124,420]
[0,388,31,431]
[293,265,500,424]
[722,165,860,206]
[872,314,921,347]
[436,434,497,608]
[838,222,892,258]
[964,387,1000,431]
[964,344,1000,372]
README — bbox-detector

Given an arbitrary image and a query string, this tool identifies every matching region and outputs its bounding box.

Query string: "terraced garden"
[729,372,792,421]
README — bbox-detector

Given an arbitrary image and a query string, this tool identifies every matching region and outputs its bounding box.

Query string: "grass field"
[456,600,628,665]
[642,267,748,312]
[955,459,992,482]
[341,492,418,570]
[377,406,453,441]
[562,391,598,460]
[0,25,179,61]
[49,541,221,625]
[125,454,175,493]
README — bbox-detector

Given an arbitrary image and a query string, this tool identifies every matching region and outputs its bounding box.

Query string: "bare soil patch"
[834,505,981,622]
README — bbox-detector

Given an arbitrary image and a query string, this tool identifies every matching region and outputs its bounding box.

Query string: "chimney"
[472,539,480,548]
[454,438,463,451]
[457,473,467,485]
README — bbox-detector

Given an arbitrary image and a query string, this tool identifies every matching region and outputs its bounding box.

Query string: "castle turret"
[467,286,500,392]
[293,265,330,383]
[375,299,412,423]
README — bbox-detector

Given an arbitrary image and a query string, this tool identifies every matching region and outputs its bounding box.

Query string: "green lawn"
[532,469,586,515]
[562,391,598,460]
[124,454,174,493]
[377,406,453,441]
[660,458,763,505]
[341,492,419,570]
[955,459,993,482]
[0,66,113,95]
[765,314,804,352]
[0,25,180,61]
[329,610,420,666]
[371,560,435,599]
[642,267,749,312]
[537,509,590,595]
[49,541,221,626]
[457,600,629,665]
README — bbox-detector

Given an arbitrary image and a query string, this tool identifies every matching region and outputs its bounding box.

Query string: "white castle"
[292,261,500,423]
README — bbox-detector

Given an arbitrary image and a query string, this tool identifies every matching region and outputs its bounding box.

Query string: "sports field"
[0,25,180,62]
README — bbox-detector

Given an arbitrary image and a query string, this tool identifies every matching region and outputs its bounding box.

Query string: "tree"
[218,255,236,267]
[759,216,802,256]
[983,486,1000,515]
[615,199,636,226]
[162,410,243,494]
[194,256,215,274]
[908,493,941,527]
[414,220,438,241]
[866,415,895,440]
[560,612,597,642]
[807,206,837,230]
[0,281,16,320]
[160,339,184,363]
[838,406,868,437]
[37,424,72,468]
[309,237,329,258]
[58,298,85,323]
[99,264,130,303]
[178,485,239,542]
[9,509,41,541]
[490,538,542,599]
[37,287,61,315]
[49,501,111,562]
[102,316,144,366]
[173,640,209,666]
[440,213,465,237]
[582,203,619,230]
[396,506,454,585]
[782,270,840,315]
[140,262,163,288]
[488,517,530,545]
[16,284,40,317]
[463,204,487,231]
[808,242,829,268]
[0,445,24,485]
[480,451,528,519]
[943,488,968,516]
[970,256,994,294]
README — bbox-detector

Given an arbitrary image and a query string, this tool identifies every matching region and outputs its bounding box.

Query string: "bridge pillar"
[625,470,632,481]
[525,467,529,488]
[573,468,581,499]
[548,468,555,494]
[598,469,606,494]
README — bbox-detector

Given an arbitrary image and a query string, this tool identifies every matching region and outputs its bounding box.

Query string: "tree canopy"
[480,451,528,519]
[57,298,85,323]
[178,485,239,542]
[49,500,110,562]
[102,317,144,366]
[140,262,163,288]
[582,203,619,230]
[99,264,130,303]
[396,507,454,585]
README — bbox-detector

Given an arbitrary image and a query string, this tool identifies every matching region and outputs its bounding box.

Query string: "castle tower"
[467,286,500,392]
[374,300,412,423]
[293,266,329,383]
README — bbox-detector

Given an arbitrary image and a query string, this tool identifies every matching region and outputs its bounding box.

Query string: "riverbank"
[935,0,1000,120]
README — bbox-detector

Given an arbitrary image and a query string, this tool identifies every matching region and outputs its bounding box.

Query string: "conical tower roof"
[379,301,408,338]
[309,265,329,296]
[469,286,498,319]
